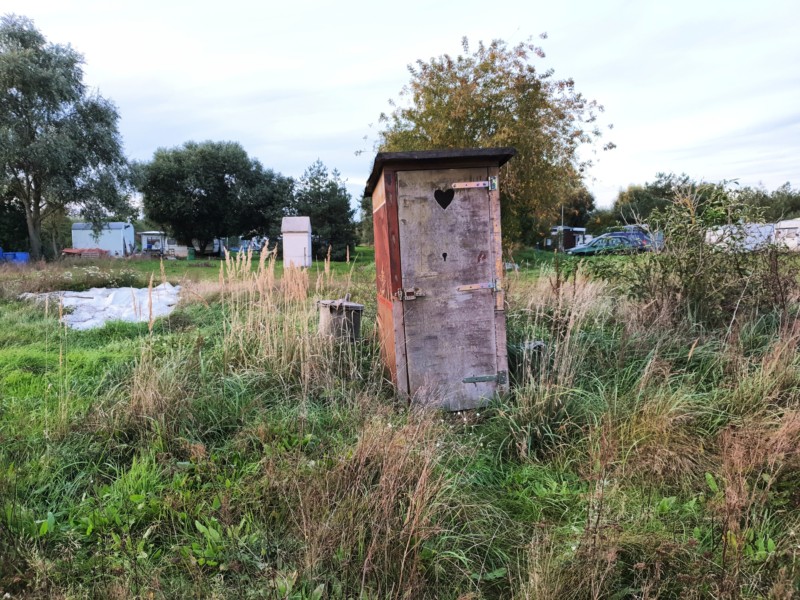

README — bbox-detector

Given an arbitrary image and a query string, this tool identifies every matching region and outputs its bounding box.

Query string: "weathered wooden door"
[397,168,502,410]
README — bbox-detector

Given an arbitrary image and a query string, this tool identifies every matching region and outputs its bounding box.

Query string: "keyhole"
[442,252,448,262]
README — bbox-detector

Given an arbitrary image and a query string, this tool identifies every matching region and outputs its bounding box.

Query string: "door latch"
[395,287,426,301]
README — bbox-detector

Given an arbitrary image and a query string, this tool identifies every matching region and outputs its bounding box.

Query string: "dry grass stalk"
[286,413,446,597]
[515,531,566,600]
[713,410,800,596]
[209,244,378,398]
[514,268,610,389]
[617,389,708,485]
[124,342,191,431]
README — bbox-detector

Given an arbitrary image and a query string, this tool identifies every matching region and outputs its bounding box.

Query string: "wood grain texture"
[364,147,516,195]
[397,167,504,410]
[487,165,509,393]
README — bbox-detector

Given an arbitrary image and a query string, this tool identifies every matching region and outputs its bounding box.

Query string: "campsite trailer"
[139,231,188,258]
[705,223,775,251]
[281,216,312,267]
[71,222,135,256]
[775,220,800,251]
[365,147,516,411]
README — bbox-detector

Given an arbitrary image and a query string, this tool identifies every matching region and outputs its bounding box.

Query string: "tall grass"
[2,254,800,598]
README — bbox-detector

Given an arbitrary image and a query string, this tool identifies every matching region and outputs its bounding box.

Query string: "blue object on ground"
[1,251,30,263]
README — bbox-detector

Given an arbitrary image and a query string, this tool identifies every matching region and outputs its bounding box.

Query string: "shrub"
[587,183,798,328]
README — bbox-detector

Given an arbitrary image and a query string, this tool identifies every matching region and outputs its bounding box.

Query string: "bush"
[586,183,798,328]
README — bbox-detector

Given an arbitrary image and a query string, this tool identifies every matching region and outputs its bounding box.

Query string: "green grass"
[1,252,799,598]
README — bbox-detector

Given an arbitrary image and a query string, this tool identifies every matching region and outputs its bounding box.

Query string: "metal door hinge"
[457,280,501,293]
[395,287,425,301]
[463,371,508,385]
[452,176,498,191]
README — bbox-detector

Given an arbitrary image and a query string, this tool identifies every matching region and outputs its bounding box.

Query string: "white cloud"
[5,0,799,212]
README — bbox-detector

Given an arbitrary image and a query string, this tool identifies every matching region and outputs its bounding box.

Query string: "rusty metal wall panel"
[373,172,409,392]
[397,167,502,410]
[376,295,398,386]
[372,189,392,301]
[384,171,403,297]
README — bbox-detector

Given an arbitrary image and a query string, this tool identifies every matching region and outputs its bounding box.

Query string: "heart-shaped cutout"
[434,188,455,210]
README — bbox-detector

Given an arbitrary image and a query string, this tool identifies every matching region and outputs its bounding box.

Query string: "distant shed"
[71,222,135,256]
[281,216,312,267]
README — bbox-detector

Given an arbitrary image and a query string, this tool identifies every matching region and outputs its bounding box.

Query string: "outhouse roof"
[364,147,516,196]
[72,222,131,231]
[281,216,311,233]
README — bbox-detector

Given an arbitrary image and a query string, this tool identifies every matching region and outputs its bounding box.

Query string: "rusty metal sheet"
[372,170,408,392]
[384,171,403,297]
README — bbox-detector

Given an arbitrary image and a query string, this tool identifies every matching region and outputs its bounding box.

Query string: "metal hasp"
[456,280,501,293]
[463,371,508,385]
[365,147,516,411]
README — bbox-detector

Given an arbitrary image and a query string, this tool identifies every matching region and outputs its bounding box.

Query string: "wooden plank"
[393,299,409,396]
[488,166,504,313]
[364,148,516,195]
[397,167,499,410]
[487,166,509,393]
[373,170,409,395]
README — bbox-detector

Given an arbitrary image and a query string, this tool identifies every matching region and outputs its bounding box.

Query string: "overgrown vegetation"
[377,36,612,246]
[583,184,798,327]
[1,243,800,598]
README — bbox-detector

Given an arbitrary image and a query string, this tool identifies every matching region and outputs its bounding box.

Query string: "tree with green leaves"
[0,191,27,251]
[378,36,613,246]
[614,173,694,223]
[0,15,132,260]
[737,182,800,222]
[358,193,373,245]
[562,185,596,228]
[289,160,357,261]
[140,141,292,254]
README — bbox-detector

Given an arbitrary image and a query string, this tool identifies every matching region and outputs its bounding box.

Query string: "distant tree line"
[7,15,797,259]
[585,173,800,234]
[1,15,358,260]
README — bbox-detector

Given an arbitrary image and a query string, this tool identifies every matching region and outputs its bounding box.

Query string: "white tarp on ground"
[21,282,181,330]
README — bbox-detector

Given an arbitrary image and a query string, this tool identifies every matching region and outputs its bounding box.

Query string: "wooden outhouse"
[365,148,516,411]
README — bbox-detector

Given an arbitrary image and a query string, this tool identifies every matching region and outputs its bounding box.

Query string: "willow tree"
[0,15,131,259]
[378,36,613,245]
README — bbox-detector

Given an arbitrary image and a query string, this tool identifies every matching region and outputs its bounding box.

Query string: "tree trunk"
[24,207,43,261]
[21,178,44,260]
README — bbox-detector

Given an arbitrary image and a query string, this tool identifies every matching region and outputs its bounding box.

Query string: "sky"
[4,0,799,211]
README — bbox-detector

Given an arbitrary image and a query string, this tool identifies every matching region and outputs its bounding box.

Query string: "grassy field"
[1,249,799,598]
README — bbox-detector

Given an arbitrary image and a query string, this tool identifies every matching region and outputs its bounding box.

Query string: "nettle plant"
[595,183,797,328]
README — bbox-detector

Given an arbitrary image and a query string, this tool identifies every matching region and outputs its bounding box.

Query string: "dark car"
[567,233,648,256]
[607,226,663,250]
